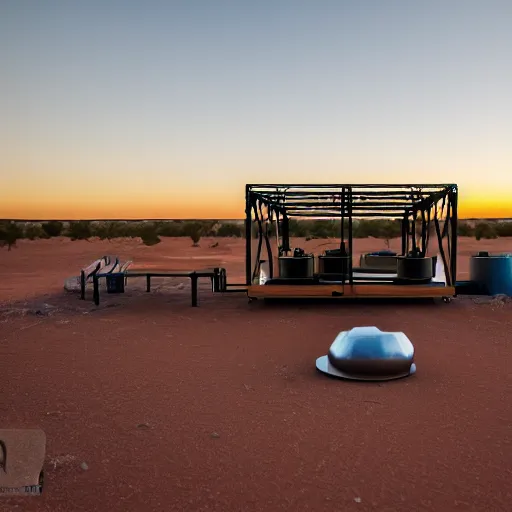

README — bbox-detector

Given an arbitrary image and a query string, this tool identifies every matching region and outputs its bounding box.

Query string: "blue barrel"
[469,253,512,296]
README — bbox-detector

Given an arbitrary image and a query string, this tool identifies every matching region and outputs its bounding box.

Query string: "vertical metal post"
[93,276,100,306]
[420,209,427,256]
[275,209,280,248]
[80,271,86,300]
[212,268,219,292]
[245,185,252,286]
[401,215,408,255]
[450,187,458,286]
[275,207,280,262]
[191,272,198,306]
[340,186,344,244]
[264,205,274,278]
[348,187,353,286]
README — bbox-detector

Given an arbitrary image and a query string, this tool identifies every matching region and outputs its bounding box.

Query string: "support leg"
[80,271,86,300]
[93,276,100,306]
[212,268,220,292]
[146,275,151,292]
[191,273,198,307]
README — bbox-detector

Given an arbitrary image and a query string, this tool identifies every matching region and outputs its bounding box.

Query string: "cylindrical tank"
[278,256,314,279]
[318,255,350,276]
[469,252,512,296]
[396,256,434,281]
[359,254,398,271]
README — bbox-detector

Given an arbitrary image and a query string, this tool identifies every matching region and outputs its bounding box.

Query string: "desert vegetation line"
[0,218,509,251]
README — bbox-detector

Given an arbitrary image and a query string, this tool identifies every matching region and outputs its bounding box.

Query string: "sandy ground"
[1,236,512,511]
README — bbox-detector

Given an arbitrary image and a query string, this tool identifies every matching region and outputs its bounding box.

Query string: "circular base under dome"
[315,355,417,381]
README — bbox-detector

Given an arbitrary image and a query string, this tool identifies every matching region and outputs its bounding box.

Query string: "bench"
[92,268,221,307]
[79,255,118,300]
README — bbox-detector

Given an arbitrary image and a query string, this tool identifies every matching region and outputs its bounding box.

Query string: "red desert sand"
[1,236,511,511]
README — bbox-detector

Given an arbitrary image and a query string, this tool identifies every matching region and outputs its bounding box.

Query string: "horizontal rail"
[247,184,456,189]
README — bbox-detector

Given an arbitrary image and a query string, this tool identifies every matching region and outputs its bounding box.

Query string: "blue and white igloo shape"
[316,326,416,381]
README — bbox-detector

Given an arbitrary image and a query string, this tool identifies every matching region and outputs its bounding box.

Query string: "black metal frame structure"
[245,184,458,289]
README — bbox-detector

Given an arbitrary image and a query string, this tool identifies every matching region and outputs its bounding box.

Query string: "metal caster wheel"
[442,297,452,304]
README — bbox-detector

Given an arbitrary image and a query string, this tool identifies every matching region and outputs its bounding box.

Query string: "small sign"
[0,429,45,497]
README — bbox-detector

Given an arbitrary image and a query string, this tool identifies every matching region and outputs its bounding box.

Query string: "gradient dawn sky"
[1,0,511,219]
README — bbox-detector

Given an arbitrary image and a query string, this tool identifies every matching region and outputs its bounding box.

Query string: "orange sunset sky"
[2,1,511,221]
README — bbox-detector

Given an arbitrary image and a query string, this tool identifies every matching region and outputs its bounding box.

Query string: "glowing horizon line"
[2,216,511,222]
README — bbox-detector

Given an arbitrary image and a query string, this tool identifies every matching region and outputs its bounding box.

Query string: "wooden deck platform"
[247,283,456,299]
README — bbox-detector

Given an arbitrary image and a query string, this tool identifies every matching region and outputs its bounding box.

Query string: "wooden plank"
[126,269,216,277]
[126,269,193,275]
[126,272,190,278]
[248,285,344,298]
[247,284,455,299]
[349,284,455,298]
[126,272,213,278]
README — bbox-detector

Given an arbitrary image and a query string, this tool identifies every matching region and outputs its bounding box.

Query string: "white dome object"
[316,326,416,381]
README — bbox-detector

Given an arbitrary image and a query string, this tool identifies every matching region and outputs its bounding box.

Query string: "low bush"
[41,220,64,237]
[93,221,121,241]
[474,222,498,240]
[351,219,401,240]
[0,221,24,250]
[181,222,202,246]
[155,221,184,237]
[10,218,512,246]
[216,223,244,237]
[23,223,48,240]
[139,223,161,246]
[287,218,310,238]
[67,221,92,240]
[309,220,338,239]
[495,222,512,237]
[457,221,475,237]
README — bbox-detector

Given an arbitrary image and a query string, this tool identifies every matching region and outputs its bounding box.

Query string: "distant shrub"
[178,222,202,246]
[352,220,374,238]
[23,223,47,240]
[352,219,400,240]
[0,221,23,250]
[201,220,218,237]
[457,221,475,237]
[41,220,64,237]
[67,220,92,240]
[180,221,200,237]
[475,222,497,241]
[155,221,183,237]
[376,220,402,247]
[309,220,338,239]
[50,217,512,247]
[123,222,147,238]
[495,222,512,237]
[190,231,201,246]
[139,223,161,246]
[216,223,243,237]
[93,221,123,240]
[287,218,310,238]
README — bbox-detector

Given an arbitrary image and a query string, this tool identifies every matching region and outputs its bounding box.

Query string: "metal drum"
[359,253,398,271]
[278,256,314,279]
[318,255,350,276]
[396,256,433,282]
[470,252,512,296]
[315,326,416,381]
